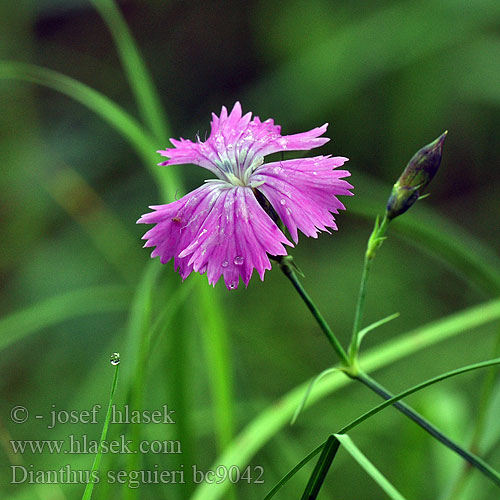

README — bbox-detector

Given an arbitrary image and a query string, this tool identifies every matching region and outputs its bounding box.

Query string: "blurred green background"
[1,0,499,499]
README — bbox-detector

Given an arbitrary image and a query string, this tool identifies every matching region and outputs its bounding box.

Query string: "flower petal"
[156,103,330,183]
[137,183,222,279]
[138,182,291,289]
[251,156,353,243]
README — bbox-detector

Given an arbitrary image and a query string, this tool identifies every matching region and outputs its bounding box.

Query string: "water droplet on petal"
[228,281,237,290]
[280,199,286,205]
[222,260,229,268]
[234,256,244,265]
[312,171,318,176]
[110,352,120,366]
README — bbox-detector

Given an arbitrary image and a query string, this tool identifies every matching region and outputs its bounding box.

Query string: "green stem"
[279,254,500,496]
[349,214,389,362]
[278,255,350,367]
[265,357,500,500]
[354,371,500,486]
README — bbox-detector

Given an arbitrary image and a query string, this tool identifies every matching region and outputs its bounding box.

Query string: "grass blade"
[189,297,500,500]
[0,61,178,200]
[91,0,170,143]
[334,433,407,500]
[356,312,400,351]
[81,354,120,500]
[300,435,341,500]
[197,284,235,454]
[266,357,500,499]
[265,357,500,499]
[291,368,339,425]
[348,174,500,296]
[0,285,131,354]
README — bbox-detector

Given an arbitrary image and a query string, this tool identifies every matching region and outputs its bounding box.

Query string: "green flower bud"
[386,131,447,220]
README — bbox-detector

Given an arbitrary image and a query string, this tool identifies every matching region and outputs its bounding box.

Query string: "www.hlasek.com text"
[11,435,182,455]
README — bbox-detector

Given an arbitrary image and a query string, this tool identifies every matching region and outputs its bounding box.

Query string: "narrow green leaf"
[121,263,159,500]
[0,285,131,354]
[262,444,324,500]
[357,312,400,349]
[348,173,500,297]
[342,359,500,435]
[91,0,170,143]
[197,284,235,453]
[0,61,178,201]
[300,435,341,500]
[263,357,500,499]
[81,357,120,500]
[334,433,407,500]
[291,368,339,425]
[189,298,500,500]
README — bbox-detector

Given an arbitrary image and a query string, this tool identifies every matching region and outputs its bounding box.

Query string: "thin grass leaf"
[45,166,144,283]
[0,285,131,354]
[0,61,178,200]
[356,312,400,350]
[348,173,500,296]
[300,435,341,500]
[189,298,500,500]
[264,357,500,499]
[197,284,235,453]
[91,0,170,143]
[334,433,407,500]
[81,356,120,500]
[341,358,500,434]
[262,444,324,500]
[291,368,339,425]
[88,263,162,499]
[122,263,159,500]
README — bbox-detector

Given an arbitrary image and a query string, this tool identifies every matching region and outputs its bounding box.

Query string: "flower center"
[213,152,264,187]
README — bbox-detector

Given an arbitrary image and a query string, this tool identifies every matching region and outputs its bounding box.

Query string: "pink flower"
[138,102,353,290]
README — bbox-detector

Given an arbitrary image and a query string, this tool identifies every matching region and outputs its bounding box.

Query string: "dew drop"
[110,352,120,366]
[234,256,244,266]
[228,282,237,289]
[280,199,286,205]
[312,171,318,176]
[222,260,229,268]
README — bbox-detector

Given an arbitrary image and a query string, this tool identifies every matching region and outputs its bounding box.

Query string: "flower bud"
[386,131,447,220]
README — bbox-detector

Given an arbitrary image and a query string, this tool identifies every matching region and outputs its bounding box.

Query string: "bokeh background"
[1,0,500,499]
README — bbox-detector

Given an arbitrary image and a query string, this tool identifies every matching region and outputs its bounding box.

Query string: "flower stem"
[349,214,390,362]
[278,253,500,494]
[354,370,500,486]
[277,255,350,367]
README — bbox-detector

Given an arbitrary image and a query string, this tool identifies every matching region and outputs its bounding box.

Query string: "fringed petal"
[138,182,291,289]
[251,156,353,242]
